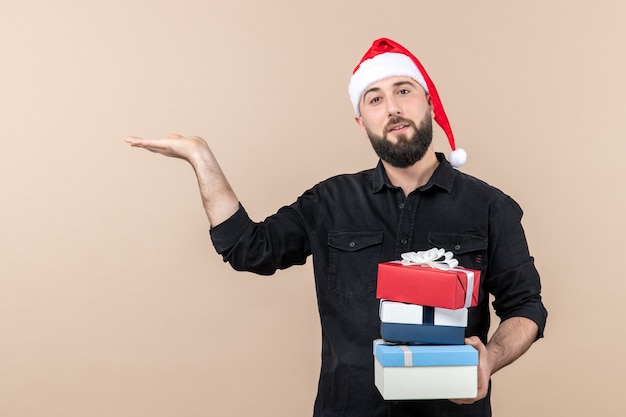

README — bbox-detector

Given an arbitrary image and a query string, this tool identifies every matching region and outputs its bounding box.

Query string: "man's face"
[355,76,434,168]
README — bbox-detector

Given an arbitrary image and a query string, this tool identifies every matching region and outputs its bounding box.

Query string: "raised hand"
[124,134,210,164]
[124,133,239,227]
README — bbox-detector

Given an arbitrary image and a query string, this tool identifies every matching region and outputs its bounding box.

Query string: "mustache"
[384,116,416,133]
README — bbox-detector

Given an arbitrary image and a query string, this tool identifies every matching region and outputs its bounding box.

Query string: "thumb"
[464,336,483,349]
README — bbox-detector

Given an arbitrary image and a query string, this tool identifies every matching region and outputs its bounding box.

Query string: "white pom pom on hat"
[449,148,467,168]
[348,38,466,168]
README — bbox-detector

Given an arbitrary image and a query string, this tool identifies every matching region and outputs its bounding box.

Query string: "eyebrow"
[361,80,419,102]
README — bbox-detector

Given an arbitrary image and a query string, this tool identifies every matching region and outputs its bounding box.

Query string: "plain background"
[1,1,624,416]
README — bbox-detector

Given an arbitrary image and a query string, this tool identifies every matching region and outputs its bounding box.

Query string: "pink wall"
[1,1,624,416]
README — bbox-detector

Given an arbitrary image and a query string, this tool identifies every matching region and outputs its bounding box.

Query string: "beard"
[365,110,433,168]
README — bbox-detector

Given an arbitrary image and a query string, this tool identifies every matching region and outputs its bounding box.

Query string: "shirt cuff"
[501,304,548,340]
[209,203,251,254]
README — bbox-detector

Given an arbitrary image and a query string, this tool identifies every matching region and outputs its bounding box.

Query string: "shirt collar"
[372,152,456,194]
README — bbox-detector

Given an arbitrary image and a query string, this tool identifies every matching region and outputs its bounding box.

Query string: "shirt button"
[401,239,408,245]
[454,244,461,250]
[349,241,356,248]
[399,203,405,209]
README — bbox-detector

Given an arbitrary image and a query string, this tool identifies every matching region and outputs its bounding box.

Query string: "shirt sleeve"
[209,202,312,276]
[483,194,548,339]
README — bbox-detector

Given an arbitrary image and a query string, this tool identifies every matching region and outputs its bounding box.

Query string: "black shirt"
[210,153,547,417]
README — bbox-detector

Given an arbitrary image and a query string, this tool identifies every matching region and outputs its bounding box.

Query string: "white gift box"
[373,339,478,400]
[379,300,468,326]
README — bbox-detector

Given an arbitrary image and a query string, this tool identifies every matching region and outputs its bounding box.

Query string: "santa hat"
[348,38,467,168]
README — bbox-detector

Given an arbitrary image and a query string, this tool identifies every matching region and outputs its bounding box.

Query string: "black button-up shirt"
[210,154,547,417]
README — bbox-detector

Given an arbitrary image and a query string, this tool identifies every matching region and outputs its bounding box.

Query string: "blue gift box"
[380,322,466,345]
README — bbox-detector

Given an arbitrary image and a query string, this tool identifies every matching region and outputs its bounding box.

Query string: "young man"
[125,38,547,417]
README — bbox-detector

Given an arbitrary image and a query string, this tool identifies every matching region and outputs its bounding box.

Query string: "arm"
[126,134,312,275]
[451,194,546,404]
[451,317,538,404]
[124,134,239,227]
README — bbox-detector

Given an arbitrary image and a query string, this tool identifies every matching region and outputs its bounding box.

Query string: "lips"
[386,123,410,134]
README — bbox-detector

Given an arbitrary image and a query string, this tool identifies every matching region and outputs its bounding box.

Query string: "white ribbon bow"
[401,248,459,270]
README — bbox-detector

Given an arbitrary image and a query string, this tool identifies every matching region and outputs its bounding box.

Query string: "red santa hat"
[348,38,467,168]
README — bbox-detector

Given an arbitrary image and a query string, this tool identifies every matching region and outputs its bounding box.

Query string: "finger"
[125,135,181,145]
[124,137,169,152]
[124,136,161,147]
[464,336,483,349]
[124,137,154,148]
[124,136,142,145]
[449,398,474,405]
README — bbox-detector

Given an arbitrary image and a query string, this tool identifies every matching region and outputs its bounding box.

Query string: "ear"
[354,116,368,136]
[426,93,435,119]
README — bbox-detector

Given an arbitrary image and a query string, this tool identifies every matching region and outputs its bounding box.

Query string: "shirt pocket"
[327,231,383,299]
[428,232,488,271]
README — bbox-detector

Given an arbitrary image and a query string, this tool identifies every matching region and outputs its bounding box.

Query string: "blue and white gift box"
[379,300,468,345]
[379,300,468,326]
[373,339,478,400]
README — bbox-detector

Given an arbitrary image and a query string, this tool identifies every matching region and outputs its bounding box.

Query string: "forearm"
[485,316,538,375]
[454,316,539,404]
[189,146,239,227]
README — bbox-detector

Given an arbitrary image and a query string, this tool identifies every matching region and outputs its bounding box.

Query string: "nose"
[386,95,402,116]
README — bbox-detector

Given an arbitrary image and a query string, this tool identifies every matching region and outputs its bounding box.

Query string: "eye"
[368,96,381,104]
[398,88,410,95]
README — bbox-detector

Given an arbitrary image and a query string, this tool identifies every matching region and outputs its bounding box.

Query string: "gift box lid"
[373,339,478,367]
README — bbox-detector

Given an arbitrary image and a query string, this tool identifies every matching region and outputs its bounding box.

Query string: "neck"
[382,149,439,196]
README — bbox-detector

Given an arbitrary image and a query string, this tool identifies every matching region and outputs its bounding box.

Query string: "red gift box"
[376,261,481,309]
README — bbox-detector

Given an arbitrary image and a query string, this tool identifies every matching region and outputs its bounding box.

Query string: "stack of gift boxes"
[373,248,481,400]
